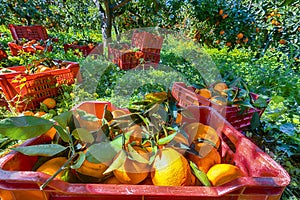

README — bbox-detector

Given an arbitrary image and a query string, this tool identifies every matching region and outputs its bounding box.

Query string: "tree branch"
[112,0,132,12]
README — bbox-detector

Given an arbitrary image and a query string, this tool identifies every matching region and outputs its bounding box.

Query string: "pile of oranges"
[35,92,244,187]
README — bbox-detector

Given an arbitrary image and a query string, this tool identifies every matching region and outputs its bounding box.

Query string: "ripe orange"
[210,96,227,106]
[220,30,225,35]
[151,148,194,186]
[213,82,228,93]
[222,14,228,19]
[219,9,224,16]
[76,159,109,179]
[103,176,123,184]
[34,111,46,117]
[36,157,67,179]
[243,37,249,43]
[184,122,220,151]
[279,39,287,45]
[186,148,221,173]
[21,110,34,116]
[113,147,150,184]
[237,33,244,39]
[42,98,56,109]
[207,163,243,186]
[225,42,232,47]
[196,88,212,99]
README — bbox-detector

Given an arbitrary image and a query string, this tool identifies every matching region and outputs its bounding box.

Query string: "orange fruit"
[76,159,109,179]
[243,37,249,43]
[256,27,260,33]
[175,112,183,124]
[21,110,34,116]
[210,96,227,106]
[151,148,194,186]
[219,30,225,35]
[184,122,220,150]
[237,33,244,39]
[42,98,56,109]
[34,111,46,117]
[186,148,221,173]
[213,82,228,93]
[39,66,52,73]
[196,88,212,99]
[279,39,287,45]
[215,39,220,44]
[219,9,224,16]
[103,176,123,184]
[36,157,67,179]
[222,14,228,19]
[207,164,243,186]
[113,147,150,184]
[225,42,232,47]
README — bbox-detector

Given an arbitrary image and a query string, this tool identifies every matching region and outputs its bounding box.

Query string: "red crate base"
[0,101,290,199]
[172,82,269,131]
[0,61,81,112]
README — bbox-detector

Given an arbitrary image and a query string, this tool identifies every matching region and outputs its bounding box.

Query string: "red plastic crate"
[0,61,81,112]
[108,44,160,70]
[0,101,290,200]
[0,49,8,60]
[131,31,164,51]
[63,44,103,57]
[8,42,51,56]
[172,82,269,131]
[9,24,49,41]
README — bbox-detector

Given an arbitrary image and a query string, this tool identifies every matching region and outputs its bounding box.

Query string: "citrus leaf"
[12,144,67,157]
[190,161,211,186]
[53,111,73,129]
[253,96,268,108]
[250,112,260,130]
[72,128,94,144]
[0,116,54,140]
[103,149,127,175]
[85,140,122,164]
[157,132,177,145]
[127,144,149,164]
[54,125,70,143]
[71,152,86,169]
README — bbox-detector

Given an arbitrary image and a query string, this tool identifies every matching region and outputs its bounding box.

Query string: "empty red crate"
[0,101,290,199]
[9,24,49,41]
[0,61,81,112]
[63,44,103,57]
[172,82,269,131]
[108,44,160,70]
[131,31,164,51]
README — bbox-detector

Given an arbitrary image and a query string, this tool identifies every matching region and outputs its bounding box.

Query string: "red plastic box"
[172,82,269,131]
[63,44,103,57]
[131,31,164,51]
[9,24,49,41]
[108,44,160,70]
[0,101,290,199]
[0,61,81,112]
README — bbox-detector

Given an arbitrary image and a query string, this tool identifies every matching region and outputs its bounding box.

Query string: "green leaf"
[279,123,295,136]
[103,149,127,175]
[127,144,149,164]
[250,112,260,130]
[253,96,268,108]
[72,128,94,143]
[271,96,285,104]
[85,140,121,164]
[53,111,73,129]
[0,116,54,140]
[190,161,211,186]
[54,125,70,143]
[157,132,177,145]
[71,152,86,169]
[12,144,67,156]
